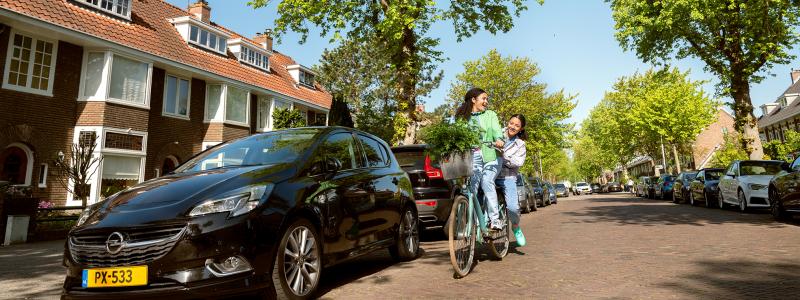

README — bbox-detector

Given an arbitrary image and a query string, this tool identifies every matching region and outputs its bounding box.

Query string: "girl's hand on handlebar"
[495,140,505,148]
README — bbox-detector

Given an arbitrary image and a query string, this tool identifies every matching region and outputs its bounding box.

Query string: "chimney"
[188,0,211,23]
[253,29,274,52]
[792,69,800,84]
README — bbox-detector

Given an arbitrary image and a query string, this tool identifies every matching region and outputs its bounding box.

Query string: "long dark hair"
[509,114,528,141]
[455,87,486,121]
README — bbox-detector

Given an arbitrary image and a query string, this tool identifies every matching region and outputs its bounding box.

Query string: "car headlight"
[749,183,767,190]
[189,183,274,218]
[76,206,94,227]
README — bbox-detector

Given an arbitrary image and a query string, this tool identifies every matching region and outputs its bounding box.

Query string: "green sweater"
[468,110,503,162]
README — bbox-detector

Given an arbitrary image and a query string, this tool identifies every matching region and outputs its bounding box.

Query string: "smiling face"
[507,117,522,138]
[471,92,489,113]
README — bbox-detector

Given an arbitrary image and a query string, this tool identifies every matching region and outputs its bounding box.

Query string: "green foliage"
[709,133,749,168]
[446,49,576,176]
[419,120,480,161]
[763,130,800,161]
[272,108,307,129]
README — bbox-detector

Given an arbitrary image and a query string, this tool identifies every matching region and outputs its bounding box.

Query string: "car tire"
[718,189,725,209]
[530,196,538,211]
[738,189,748,213]
[689,191,695,206]
[390,206,420,262]
[703,191,711,208]
[770,189,789,221]
[672,190,679,204]
[273,218,322,300]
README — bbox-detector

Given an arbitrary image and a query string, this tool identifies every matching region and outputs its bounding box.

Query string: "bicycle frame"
[459,180,491,243]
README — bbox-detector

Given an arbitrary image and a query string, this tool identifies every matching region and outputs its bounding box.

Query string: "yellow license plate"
[82,266,148,288]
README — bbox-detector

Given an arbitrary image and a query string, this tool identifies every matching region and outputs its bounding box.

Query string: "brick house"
[0,0,331,206]
[758,70,800,143]
[619,109,736,179]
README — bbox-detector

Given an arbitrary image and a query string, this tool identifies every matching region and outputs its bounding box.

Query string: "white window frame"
[2,29,58,97]
[255,95,273,132]
[76,0,132,20]
[37,163,48,188]
[78,50,153,110]
[204,83,250,127]
[162,74,191,120]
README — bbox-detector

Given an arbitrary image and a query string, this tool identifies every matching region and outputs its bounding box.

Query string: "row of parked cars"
[633,159,800,221]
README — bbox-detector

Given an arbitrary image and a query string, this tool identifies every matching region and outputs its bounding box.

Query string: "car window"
[686,173,697,181]
[739,161,783,176]
[696,171,704,181]
[322,133,357,170]
[392,150,424,168]
[357,134,387,168]
[706,170,723,180]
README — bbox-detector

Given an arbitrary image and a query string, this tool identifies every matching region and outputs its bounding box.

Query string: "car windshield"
[393,150,424,168]
[685,173,697,181]
[577,182,588,187]
[555,184,566,188]
[175,130,318,173]
[705,170,723,180]
[740,161,784,176]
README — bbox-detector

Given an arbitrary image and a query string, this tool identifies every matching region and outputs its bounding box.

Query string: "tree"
[327,95,354,128]
[709,133,749,168]
[249,0,537,144]
[609,0,800,159]
[763,130,800,161]
[573,134,615,182]
[53,137,102,207]
[446,49,576,175]
[272,108,307,129]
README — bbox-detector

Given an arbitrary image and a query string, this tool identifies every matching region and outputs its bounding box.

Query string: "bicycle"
[446,149,511,278]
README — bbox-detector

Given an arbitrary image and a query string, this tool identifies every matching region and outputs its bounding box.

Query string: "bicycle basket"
[440,151,474,180]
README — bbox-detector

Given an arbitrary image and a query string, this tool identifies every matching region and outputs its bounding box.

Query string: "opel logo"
[105,232,125,254]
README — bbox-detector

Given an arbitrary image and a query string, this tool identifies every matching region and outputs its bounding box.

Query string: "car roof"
[700,168,724,171]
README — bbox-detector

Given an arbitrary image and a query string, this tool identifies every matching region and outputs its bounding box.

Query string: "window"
[358,135,388,168]
[239,46,270,71]
[256,96,271,131]
[0,145,33,186]
[37,163,48,188]
[104,132,143,151]
[3,32,57,95]
[188,25,227,54]
[100,155,142,198]
[299,70,315,87]
[164,75,190,118]
[79,131,98,147]
[323,133,357,170]
[78,0,132,19]
[82,51,152,107]
[205,84,250,125]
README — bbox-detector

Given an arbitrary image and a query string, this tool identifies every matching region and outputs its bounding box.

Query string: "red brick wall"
[693,110,736,168]
[0,26,83,205]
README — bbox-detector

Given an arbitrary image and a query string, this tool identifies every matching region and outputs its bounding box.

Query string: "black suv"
[391,145,454,235]
[63,128,419,299]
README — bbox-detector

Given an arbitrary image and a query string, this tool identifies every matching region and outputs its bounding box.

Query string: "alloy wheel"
[283,226,320,297]
[402,210,419,255]
[718,189,724,209]
[738,190,747,213]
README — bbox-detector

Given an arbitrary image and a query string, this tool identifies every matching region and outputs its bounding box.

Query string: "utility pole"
[660,135,668,175]
[538,150,544,178]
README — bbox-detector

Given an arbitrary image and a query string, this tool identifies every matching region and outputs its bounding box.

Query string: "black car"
[688,168,724,207]
[529,177,549,206]
[554,183,569,197]
[63,127,419,299]
[672,171,697,204]
[768,157,800,221]
[391,144,453,235]
[606,182,623,192]
[646,176,659,198]
[590,183,602,194]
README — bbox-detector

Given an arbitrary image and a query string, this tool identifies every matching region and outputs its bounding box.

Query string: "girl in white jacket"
[496,114,528,247]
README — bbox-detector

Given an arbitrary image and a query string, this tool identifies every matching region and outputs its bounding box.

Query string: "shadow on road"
[0,239,65,299]
[659,259,800,299]
[563,194,796,228]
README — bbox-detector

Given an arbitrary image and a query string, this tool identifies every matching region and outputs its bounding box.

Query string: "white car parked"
[575,182,591,194]
[718,160,786,212]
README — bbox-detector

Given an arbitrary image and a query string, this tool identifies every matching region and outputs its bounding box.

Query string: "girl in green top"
[455,87,505,230]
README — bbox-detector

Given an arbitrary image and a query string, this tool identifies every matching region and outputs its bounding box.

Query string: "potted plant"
[420,120,480,180]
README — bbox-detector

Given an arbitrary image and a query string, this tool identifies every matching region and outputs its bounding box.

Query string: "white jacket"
[500,134,526,178]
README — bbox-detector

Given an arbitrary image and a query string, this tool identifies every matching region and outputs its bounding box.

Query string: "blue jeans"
[470,150,501,228]
[496,176,520,226]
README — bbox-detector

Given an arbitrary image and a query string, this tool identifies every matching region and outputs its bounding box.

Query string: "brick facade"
[692,109,736,168]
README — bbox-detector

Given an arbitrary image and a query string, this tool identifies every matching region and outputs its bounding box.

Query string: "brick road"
[3,193,800,299]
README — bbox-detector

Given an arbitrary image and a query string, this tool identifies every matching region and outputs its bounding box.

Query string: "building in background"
[758,69,800,143]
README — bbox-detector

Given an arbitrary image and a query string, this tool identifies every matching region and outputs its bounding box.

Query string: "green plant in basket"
[421,120,480,161]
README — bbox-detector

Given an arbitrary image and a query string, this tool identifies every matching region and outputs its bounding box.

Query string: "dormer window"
[299,71,315,87]
[170,16,230,55]
[77,0,132,19]
[286,65,316,88]
[227,39,271,71]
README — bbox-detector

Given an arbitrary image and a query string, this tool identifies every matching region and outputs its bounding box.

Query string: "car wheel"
[703,191,711,208]
[718,189,725,209]
[390,206,420,261]
[273,218,322,300]
[672,190,679,204]
[738,189,748,213]
[770,190,789,221]
[530,196,538,211]
[689,191,695,206]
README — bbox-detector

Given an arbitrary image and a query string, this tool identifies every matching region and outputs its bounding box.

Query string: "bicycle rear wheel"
[487,205,510,260]
[449,195,476,278]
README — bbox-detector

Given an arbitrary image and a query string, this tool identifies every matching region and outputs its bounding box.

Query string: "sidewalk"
[0,240,64,300]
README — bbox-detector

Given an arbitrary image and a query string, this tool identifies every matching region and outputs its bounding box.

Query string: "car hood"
[738,175,774,185]
[77,164,294,229]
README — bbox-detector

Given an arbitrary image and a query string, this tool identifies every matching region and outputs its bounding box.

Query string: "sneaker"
[513,227,526,247]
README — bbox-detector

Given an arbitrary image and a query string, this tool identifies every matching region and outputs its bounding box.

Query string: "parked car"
[560,181,573,195]
[590,183,602,194]
[653,174,675,200]
[688,168,724,207]
[391,144,453,235]
[575,181,592,194]
[529,177,549,206]
[636,176,651,197]
[646,176,659,198]
[671,171,697,204]
[554,183,569,197]
[544,182,558,204]
[719,160,786,212]
[518,174,537,213]
[62,128,419,299]
[606,182,623,192]
[768,156,800,221]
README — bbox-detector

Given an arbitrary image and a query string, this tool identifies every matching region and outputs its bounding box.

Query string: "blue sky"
[167,0,800,126]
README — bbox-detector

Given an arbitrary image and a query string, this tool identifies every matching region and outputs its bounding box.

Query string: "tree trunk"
[730,74,764,159]
[671,144,682,174]
[392,23,419,145]
[650,158,659,176]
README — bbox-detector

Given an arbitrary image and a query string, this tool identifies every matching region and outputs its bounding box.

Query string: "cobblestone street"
[3,192,800,299]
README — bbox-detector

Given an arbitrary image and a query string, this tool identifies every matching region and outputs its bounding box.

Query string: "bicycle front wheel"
[488,206,510,260]
[449,195,476,278]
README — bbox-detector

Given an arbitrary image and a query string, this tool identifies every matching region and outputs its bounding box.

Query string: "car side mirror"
[325,157,342,173]
[726,172,735,177]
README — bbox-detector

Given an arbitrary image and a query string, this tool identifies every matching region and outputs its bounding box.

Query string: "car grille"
[69,225,186,267]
